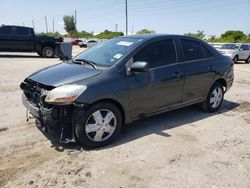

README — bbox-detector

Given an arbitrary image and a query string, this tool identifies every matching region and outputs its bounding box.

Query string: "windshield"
[73,37,143,67]
[221,44,240,50]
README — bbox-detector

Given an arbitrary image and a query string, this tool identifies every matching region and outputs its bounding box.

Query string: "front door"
[0,26,12,51]
[10,27,35,51]
[128,39,184,119]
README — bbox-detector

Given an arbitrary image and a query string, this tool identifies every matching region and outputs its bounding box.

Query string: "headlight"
[45,85,87,105]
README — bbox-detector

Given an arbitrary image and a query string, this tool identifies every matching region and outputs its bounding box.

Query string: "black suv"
[20,34,234,148]
[0,25,62,57]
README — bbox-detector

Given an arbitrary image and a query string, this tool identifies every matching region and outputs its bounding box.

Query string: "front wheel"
[201,82,224,112]
[75,102,122,148]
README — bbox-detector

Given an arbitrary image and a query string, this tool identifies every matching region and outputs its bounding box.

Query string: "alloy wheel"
[85,109,117,142]
[45,48,53,57]
[210,87,223,109]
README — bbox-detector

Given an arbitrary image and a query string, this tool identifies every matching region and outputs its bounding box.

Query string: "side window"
[16,27,30,36]
[181,39,204,61]
[134,39,177,68]
[0,26,11,35]
[240,45,249,51]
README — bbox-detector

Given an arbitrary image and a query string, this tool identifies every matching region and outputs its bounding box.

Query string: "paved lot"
[0,48,250,187]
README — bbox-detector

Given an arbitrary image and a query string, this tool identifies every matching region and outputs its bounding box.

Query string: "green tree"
[80,30,94,38]
[207,35,219,42]
[220,30,247,43]
[185,30,205,40]
[95,30,124,39]
[63,15,77,34]
[136,29,155,34]
[40,31,63,37]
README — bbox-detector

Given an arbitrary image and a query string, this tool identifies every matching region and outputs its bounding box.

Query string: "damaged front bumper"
[22,93,57,126]
[21,80,78,143]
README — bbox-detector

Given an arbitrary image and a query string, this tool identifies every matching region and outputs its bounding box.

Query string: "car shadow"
[0,54,41,58]
[37,99,239,153]
[106,99,239,149]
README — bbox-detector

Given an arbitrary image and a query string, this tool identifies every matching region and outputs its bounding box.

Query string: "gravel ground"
[0,48,250,188]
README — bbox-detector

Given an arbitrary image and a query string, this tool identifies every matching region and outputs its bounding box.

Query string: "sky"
[0,0,249,37]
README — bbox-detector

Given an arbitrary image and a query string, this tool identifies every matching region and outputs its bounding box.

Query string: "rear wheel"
[245,56,250,64]
[42,46,55,58]
[75,102,122,148]
[233,55,238,63]
[201,82,224,112]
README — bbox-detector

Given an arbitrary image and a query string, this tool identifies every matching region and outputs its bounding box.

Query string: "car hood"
[28,62,102,87]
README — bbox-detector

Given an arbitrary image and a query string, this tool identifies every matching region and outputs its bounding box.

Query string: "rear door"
[178,39,215,104]
[0,26,13,51]
[128,39,184,118]
[10,27,35,51]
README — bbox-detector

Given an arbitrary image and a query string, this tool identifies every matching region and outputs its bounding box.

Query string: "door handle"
[208,65,213,70]
[172,71,184,78]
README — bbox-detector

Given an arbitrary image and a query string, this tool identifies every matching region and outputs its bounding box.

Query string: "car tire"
[75,102,122,148]
[245,56,250,64]
[201,82,224,112]
[233,55,238,63]
[42,46,55,58]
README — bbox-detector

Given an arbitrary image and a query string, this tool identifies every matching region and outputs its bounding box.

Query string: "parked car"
[209,43,223,50]
[79,39,98,48]
[0,25,63,57]
[20,34,234,148]
[218,43,250,63]
[71,39,82,46]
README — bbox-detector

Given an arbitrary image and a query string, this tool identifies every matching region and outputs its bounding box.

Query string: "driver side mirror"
[130,61,149,72]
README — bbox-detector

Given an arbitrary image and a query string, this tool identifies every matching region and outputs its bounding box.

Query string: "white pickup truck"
[218,44,250,63]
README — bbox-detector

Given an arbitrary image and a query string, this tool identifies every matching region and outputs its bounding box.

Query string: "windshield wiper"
[72,59,97,69]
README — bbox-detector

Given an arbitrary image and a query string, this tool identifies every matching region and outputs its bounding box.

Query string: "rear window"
[181,39,205,61]
[0,26,11,35]
[16,27,30,36]
[202,45,212,58]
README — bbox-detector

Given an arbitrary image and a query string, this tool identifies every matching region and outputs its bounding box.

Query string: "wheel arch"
[41,42,56,50]
[90,98,126,124]
[214,78,227,92]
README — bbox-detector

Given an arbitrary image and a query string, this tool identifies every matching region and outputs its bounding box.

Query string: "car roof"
[1,25,32,29]
[119,33,203,41]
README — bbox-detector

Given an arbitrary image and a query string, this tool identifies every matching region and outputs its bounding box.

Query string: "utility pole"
[115,24,118,32]
[125,0,128,35]
[52,18,54,33]
[131,25,133,35]
[32,19,35,31]
[22,22,25,26]
[75,9,77,30]
[45,16,48,33]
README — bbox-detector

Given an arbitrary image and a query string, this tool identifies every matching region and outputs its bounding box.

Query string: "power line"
[131,0,248,17]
